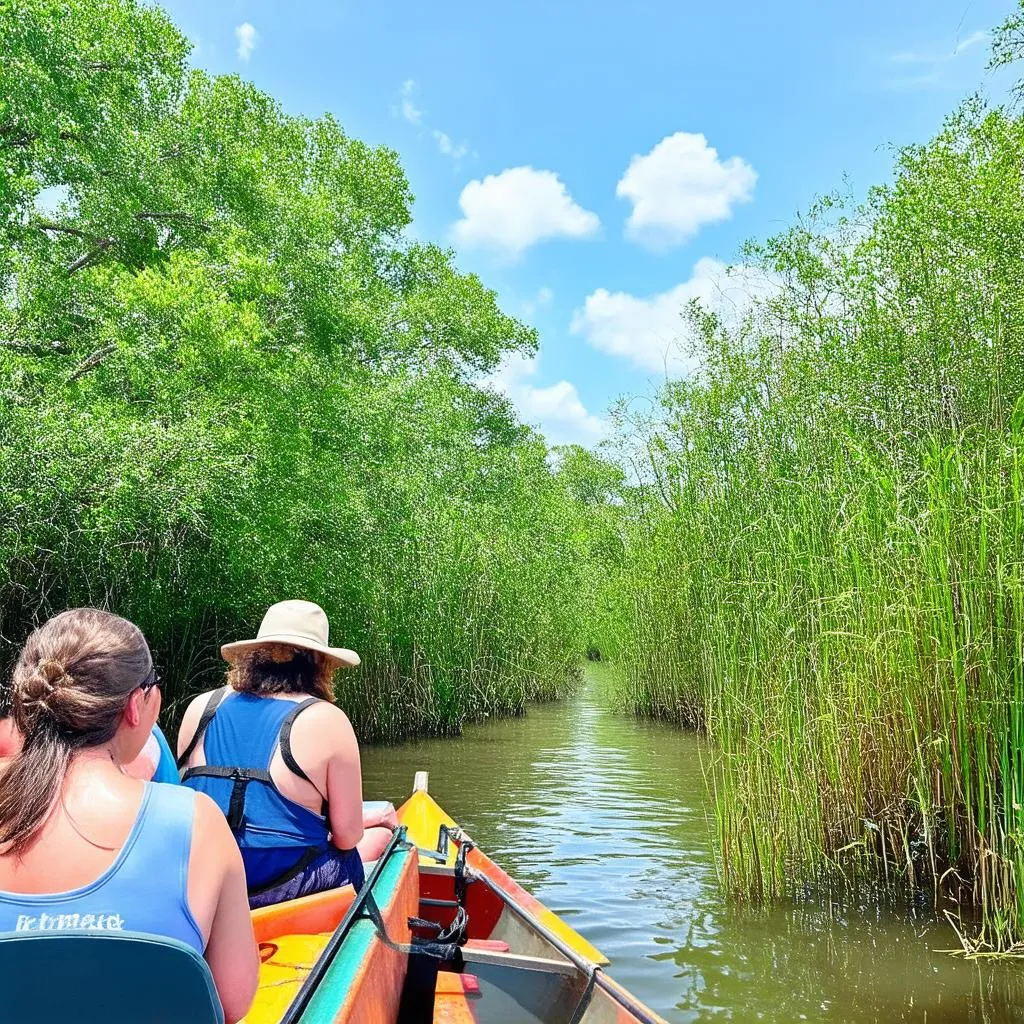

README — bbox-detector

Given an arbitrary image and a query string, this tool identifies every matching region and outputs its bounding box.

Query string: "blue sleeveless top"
[0,784,204,954]
[150,724,179,785]
[181,691,362,894]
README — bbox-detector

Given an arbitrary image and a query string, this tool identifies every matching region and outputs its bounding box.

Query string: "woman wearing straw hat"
[176,600,378,908]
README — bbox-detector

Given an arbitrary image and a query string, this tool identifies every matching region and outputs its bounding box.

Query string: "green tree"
[0,0,597,741]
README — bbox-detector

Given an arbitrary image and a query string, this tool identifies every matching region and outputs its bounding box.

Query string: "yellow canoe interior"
[241,773,664,1024]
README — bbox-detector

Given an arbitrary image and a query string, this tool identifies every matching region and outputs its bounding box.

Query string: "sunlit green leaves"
[0,0,606,738]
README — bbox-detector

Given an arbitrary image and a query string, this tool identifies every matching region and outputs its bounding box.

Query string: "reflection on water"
[360,667,1024,1023]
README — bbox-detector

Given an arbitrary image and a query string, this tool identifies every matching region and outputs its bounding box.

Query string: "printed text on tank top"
[0,784,204,953]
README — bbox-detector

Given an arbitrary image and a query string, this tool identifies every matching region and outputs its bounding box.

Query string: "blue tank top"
[0,784,204,954]
[181,692,360,892]
[150,724,179,785]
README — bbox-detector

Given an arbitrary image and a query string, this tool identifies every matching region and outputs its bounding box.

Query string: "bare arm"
[176,691,212,764]
[193,795,260,1024]
[324,708,364,850]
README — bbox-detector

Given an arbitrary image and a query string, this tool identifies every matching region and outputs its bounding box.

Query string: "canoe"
[242,772,665,1024]
[244,828,417,1024]
[398,771,665,1024]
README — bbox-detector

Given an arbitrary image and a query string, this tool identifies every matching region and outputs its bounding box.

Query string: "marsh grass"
[608,104,1024,948]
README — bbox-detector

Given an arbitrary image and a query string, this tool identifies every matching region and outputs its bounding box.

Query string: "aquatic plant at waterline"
[608,97,1024,949]
[0,0,612,739]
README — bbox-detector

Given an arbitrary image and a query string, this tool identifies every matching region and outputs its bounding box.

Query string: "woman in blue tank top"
[177,600,384,908]
[0,609,259,1024]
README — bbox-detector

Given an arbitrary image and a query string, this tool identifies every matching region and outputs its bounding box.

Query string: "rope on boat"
[344,826,477,964]
[360,890,465,967]
[277,821,499,1023]
[408,904,469,945]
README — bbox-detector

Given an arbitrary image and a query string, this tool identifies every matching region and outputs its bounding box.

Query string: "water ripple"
[361,677,1024,1023]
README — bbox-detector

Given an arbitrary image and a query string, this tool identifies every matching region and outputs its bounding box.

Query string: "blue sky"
[163,0,1015,446]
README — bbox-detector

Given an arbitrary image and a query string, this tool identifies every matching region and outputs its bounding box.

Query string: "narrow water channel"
[361,667,1024,1022]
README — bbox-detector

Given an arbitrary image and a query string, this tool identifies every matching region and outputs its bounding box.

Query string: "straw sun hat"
[220,600,360,669]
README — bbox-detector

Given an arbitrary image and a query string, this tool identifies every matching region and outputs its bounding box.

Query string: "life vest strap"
[180,764,274,831]
[176,686,230,771]
[278,697,329,817]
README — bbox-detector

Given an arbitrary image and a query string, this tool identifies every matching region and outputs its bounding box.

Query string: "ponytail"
[0,609,151,855]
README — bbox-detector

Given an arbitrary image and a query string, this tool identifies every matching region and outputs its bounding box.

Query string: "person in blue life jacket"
[176,600,387,909]
[0,608,259,1023]
[1,682,178,784]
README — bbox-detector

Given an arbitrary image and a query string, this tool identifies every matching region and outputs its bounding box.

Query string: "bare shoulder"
[176,688,223,756]
[188,791,244,899]
[191,790,238,856]
[292,699,357,745]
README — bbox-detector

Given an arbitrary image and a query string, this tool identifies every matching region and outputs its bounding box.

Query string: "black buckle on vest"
[227,768,254,832]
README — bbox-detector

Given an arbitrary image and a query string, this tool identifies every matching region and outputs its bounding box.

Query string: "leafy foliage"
[0,0,611,737]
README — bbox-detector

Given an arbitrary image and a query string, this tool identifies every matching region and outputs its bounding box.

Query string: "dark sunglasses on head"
[140,665,161,692]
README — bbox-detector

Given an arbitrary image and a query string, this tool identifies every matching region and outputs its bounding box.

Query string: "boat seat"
[464,939,511,953]
[0,930,224,1024]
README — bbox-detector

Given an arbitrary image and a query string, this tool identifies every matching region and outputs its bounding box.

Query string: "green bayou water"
[361,666,1024,1023]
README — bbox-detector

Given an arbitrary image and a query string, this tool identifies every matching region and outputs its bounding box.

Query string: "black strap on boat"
[410,824,456,864]
[361,891,464,967]
[453,836,474,905]
[280,828,461,1024]
[176,686,230,770]
[407,829,474,946]
[408,904,469,946]
[280,829,405,1024]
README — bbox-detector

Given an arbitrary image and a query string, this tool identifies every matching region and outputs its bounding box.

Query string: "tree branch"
[35,221,99,241]
[67,343,117,382]
[1,125,78,147]
[0,338,68,357]
[35,221,116,273]
[67,239,114,274]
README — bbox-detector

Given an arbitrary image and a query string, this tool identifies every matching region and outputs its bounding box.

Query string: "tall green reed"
[608,104,1024,948]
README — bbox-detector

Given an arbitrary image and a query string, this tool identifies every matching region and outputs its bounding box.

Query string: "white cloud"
[399,80,422,124]
[453,167,600,259]
[235,22,258,62]
[890,29,987,64]
[488,354,605,446]
[884,29,987,88]
[432,130,469,161]
[616,132,757,250]
[521,286,555,321]
[571,257,775,375]
[955,30,988,55]
[395,81,471,163]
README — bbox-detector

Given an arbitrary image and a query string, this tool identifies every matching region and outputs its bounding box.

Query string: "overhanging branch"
[68,343,117,382]
[67,239,114,274]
